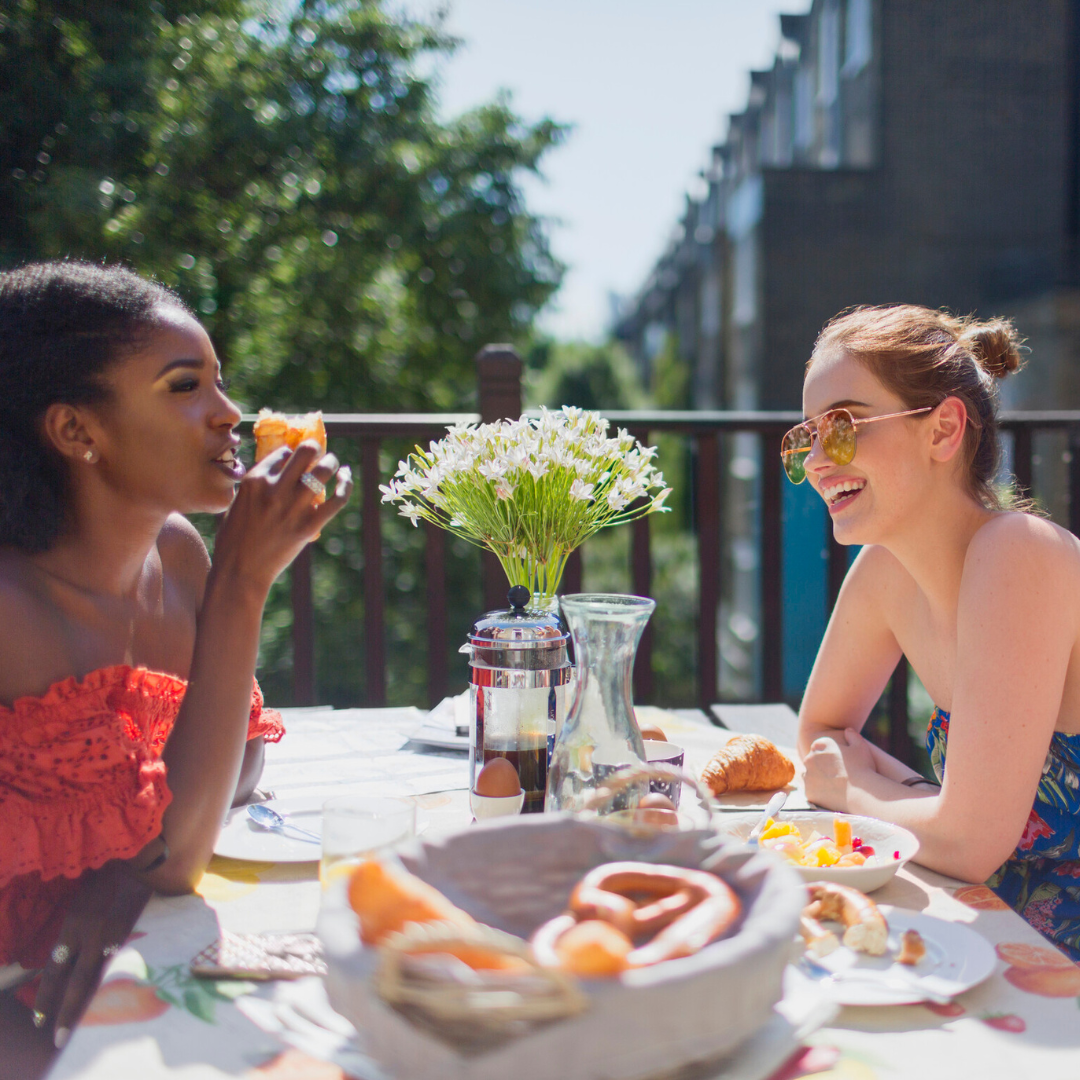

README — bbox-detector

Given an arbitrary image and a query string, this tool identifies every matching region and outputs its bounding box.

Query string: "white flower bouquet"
[380,407,671,600]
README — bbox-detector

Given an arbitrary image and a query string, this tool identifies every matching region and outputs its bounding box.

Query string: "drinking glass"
[319,795,416,887]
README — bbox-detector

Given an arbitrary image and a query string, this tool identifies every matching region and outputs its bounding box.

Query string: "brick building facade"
[614,0,1080,699]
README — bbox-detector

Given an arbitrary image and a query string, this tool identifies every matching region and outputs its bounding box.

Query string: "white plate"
[407,723,469,751]
[714,812,919,892]
[215,796,324,862]
[800,907,996,1006]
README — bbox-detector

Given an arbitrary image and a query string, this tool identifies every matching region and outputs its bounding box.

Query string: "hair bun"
[961,317,1024,379]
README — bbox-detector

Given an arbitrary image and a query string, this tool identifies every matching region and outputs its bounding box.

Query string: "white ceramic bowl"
[469,789,525,820]
[714,812,919,893]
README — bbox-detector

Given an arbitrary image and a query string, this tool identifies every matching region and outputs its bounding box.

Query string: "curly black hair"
[0,261,191,553]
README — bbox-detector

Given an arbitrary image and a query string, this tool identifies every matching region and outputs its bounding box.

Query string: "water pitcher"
[545,593,656,814]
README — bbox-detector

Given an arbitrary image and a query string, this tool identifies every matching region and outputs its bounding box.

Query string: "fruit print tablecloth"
[45,708,1080,1080]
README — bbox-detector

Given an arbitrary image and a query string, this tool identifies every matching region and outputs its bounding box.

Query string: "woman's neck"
[882,486,996,617]
[31,487,169,599]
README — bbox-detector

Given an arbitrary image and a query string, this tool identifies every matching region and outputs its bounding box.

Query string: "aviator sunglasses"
[781,406,933,484]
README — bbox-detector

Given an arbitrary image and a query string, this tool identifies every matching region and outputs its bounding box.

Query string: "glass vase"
[545,593,656,814]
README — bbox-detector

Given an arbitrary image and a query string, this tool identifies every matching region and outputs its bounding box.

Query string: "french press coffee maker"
[461,585,573,813]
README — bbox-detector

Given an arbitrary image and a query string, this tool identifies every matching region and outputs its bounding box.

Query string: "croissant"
[700,734,794,795]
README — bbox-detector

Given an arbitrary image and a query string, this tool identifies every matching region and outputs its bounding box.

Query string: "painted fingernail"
[54,1026,70,1049]
[338,465,353,484]
[32,1009,46,1028]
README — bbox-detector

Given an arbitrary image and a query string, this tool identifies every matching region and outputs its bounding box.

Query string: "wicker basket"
[319,812,804,1080]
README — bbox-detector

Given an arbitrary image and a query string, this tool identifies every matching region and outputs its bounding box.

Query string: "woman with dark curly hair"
[0,261,351,1069]
[796,304,1080,959]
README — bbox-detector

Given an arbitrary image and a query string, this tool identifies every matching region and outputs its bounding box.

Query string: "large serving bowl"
[319,814,805,1080]
[713,812,919,893]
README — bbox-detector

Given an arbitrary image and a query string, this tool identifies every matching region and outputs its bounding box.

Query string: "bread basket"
[319,811,804,1080]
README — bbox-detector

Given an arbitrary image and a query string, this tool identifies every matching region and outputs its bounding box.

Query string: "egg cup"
[470,789,525,820]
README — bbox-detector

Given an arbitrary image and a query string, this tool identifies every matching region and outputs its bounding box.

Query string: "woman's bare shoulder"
[961,513,1080,622]
[157,514,211,604]
[966,512,1080,575]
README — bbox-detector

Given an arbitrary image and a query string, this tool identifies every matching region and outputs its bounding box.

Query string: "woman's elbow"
[142,852,213,896]
[924,842,1010,885]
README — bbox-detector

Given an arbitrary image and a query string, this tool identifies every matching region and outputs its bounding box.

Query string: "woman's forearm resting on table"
[139,572,268,894]
[831,767,1019,883]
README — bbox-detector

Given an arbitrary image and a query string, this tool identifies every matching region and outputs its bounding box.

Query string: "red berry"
[852,837,862,849]
[894,850,900,859]
[860,845,875,857]
[982,1014,1026,1033]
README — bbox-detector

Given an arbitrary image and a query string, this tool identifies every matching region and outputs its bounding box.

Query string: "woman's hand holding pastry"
[212,440,353,594]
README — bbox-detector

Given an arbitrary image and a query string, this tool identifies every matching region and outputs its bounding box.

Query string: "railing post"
[361,437,387,706]
[424,519,448,707]
[827,532,847,611]
[1071,427,1080,537]
[760,431,783,702]
[1013,425,1033,501]
[562,548,584,594]
[477,344,523,612]
[696,433,721,709]
[629,426,654,702]
[632,513,653,702]
[887,656,914,765]
[290,546,316,705]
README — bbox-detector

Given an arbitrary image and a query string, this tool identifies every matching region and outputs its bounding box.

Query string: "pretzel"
[533,862,742,973]
[799,913,839,958]
[805,882,888,956]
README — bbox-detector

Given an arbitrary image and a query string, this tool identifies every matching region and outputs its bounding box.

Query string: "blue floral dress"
[927,708,1080,960]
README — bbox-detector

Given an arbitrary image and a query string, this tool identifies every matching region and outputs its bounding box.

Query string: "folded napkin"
[425,692,471,736]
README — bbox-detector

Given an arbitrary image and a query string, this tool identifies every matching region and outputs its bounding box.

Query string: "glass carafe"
[545,593,656,814]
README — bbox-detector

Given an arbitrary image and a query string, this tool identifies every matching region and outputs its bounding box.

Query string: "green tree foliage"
[525,338,647,412]
[0,0,565,412]
[0,0,566,706]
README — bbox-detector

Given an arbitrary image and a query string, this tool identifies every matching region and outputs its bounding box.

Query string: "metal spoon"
[748,790,789,845]
[247,803,321,844]
[799,955,951,1005]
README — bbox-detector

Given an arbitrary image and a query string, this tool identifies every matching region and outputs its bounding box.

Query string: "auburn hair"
[810,304,1024,510]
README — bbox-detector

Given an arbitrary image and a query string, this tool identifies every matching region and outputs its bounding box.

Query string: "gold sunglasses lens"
[818,410,856,465]
[781,426,811,483]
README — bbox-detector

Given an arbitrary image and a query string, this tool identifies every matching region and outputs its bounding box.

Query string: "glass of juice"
[319,795,416,887]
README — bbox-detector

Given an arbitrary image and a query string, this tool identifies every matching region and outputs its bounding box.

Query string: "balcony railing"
[250,345,1080,763]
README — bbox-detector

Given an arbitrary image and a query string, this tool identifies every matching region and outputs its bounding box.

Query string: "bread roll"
[253,409,327,463]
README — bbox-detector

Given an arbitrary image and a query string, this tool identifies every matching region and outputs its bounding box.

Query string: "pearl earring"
[83,449,96,463]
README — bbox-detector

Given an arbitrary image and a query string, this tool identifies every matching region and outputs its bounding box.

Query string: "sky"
[412,0,810,341]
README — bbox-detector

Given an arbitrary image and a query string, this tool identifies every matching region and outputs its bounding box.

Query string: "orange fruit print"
[953,885,1009,910]
[995,942,1074,969]
[1004,964,1080,997]
[81,978,169,1025]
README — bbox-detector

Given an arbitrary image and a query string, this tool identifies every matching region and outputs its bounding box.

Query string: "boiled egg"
[474,757,522,798]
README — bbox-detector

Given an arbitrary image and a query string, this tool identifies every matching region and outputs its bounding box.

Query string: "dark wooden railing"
[257,346,1080,761]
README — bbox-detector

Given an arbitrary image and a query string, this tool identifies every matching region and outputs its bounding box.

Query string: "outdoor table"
[46,705,1080,1080]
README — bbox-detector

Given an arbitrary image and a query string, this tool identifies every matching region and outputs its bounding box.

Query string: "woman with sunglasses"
[0,262,352,1071]
[794,304,1080,960]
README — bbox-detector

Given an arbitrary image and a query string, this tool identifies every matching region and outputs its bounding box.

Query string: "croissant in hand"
[701,734,794,795]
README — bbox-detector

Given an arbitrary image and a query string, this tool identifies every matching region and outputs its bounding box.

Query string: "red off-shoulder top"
[0,665,284,971]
